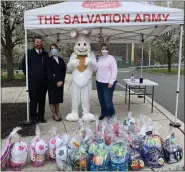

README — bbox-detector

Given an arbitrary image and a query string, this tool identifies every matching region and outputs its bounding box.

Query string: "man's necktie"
[39,50,43,62]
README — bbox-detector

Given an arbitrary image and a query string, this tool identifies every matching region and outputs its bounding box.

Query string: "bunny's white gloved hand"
[85,58,92,65]
[71,59,80,67]
[85,54,92,65]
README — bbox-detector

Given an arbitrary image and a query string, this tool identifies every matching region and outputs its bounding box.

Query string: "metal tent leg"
[24,29,32,125]
[170,25,183,128]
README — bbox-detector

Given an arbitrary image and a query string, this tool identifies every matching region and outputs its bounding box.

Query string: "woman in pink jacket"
[96,44,118,120]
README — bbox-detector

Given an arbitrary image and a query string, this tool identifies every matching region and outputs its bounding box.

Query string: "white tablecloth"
[123,79,158,86]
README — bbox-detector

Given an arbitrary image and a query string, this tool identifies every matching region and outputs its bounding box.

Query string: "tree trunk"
[167,53,172,72]
[7,60,14,80]
[6,50,14,80]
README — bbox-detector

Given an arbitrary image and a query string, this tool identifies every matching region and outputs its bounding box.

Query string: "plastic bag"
[128,127,144,170]
[9,127,29,171]
[68,132,82,155]
[70,142,89,171]
[118,123,133,144]
[88,142,109,171]
[109,139,130,171]
[1,139,11,170]
[112,118,119,136]
[123,111,144,135]
[56,145,68,171]
[103,120,115,146]
[129,145,144,170]
[129,133,142,152]
[123,111,136,133]
[94,116,103,141]
[124,114,148,137]
[141,121,164,168]
[78,119,87,139]
[48,127,63,161]
[127,115,145,151]
[163,132,183,164]
[83,121,94,151]
[89,121,109,171]
[69,121,93,171]
[30,126,48,167]
[67,120,89,154]
[56,133,71,171]
[1,127,21,170]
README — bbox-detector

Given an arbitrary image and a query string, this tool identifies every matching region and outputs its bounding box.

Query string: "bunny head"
[71,29,92,56]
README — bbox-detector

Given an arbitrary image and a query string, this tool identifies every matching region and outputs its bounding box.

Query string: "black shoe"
[31,117,38,124]
[39,119,47,123]
[99,115,105,120]
[53,116,62,122]
[36,119,40,124]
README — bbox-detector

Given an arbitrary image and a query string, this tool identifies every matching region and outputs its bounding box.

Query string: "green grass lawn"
[118,66,130,68]
[142,68,184,75]
[1,73,25,80]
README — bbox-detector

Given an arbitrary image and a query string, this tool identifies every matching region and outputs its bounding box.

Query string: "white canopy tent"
[24,1,184,127]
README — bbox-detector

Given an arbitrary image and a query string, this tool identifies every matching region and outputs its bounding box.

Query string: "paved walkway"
[1,74,184,171]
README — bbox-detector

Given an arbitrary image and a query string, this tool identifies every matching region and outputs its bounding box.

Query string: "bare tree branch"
[11,18,17,32]
[13,37,23,47]
[1,36,6,49]
[1,34,5,39]
[13,40,23,47]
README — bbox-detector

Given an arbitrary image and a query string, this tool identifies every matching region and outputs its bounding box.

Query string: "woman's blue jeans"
[96,80,117,117]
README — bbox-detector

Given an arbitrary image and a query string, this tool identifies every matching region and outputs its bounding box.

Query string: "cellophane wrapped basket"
[163,132,183,164]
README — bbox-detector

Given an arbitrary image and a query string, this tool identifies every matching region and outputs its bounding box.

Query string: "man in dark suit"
[22,36,49,123]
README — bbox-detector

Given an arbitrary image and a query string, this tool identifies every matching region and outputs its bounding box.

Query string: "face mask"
[51,48,58,56]
[102,50,108,56]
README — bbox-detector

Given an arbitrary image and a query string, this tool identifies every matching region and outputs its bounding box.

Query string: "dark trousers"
[96,80,117,117]
[29,79,47,120]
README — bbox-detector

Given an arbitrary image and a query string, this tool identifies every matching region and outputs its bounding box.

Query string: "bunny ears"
[71,29,91,38]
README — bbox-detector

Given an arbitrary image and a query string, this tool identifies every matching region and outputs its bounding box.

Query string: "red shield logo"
[82,0,122,9]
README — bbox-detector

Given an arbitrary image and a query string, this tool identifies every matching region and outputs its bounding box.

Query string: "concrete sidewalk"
[1,74,184,171]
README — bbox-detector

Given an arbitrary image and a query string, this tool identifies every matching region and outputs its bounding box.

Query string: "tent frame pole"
[170,25,183,128]
[24,29,32,125]
[141,33,144,77]
[141,41,144,77]
[138,34,144,98]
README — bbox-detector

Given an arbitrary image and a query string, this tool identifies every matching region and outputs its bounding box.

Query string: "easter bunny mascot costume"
[66,29,97,121]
